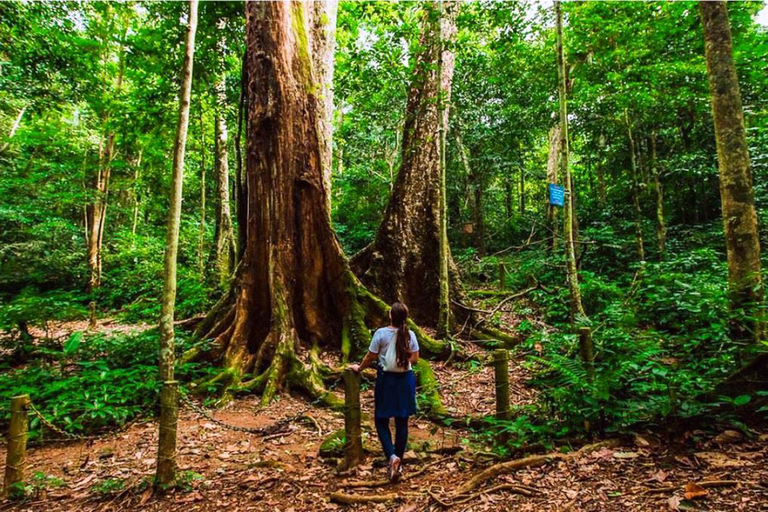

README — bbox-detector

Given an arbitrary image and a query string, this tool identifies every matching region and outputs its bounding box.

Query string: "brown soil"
[2,322,767,511]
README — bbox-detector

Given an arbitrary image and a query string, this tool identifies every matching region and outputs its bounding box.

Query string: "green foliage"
[91,478,125,496]
[0,329,215,439]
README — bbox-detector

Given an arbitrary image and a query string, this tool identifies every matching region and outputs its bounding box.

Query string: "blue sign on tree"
[549,184,565,207]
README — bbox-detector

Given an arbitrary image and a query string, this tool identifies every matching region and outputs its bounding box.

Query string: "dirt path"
[2,384,767,511]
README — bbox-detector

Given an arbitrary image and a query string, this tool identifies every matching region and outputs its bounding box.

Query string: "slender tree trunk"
[310,0,339,213]
[700,0,763,344]
[192,1,451,409]
[545,124,561,251]
[235,50,248,263]
[198,107,206,282]
[86,51,124,293]
[210,18,237,290]
[556,1,586,322]
[131,149,142,238]
[519,165,525,214]
[455,129,484,255]
[0,105,26,155]
[626,114,646,263]
[650,132,667,257]
[156,0,198,487]
[597,132,606,207]
[504,176,513,221]
[351,1,463,328]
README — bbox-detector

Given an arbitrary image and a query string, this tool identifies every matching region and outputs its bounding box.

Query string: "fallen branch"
[453,439,620,495]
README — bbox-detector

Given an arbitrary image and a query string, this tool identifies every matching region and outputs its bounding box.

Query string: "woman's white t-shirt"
[368,327,419,372]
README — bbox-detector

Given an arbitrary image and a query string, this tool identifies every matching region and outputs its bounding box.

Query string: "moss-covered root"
[413,359,447,417]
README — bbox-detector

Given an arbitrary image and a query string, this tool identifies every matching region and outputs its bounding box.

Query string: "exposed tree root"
[452,439,620,495]
[430,483,539,507]
[329,491,401,504]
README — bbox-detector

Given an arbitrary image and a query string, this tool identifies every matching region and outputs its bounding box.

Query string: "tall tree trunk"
[198,107,206,282]
[650,131,667,257]
[700,0,763,344]
[235,50,248,263]
[210,18,237,290]
[519,165,526,214]
[545,124,561,251]
[192,1,451,409]
[156,0,198,488]
[597,131,606,206]
[556,1,586,322]
[455,129,484,256]
[626,114,646,263]
[310,0,339,213]
[131,149,142,238]
[351,1,462,328]
[86,49,124,293]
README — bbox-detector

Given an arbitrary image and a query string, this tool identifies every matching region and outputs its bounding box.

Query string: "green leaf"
[63,331,83,355]
[733,395,751,407]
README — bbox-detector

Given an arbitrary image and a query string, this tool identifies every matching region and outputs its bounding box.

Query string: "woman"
[349,302,419,482]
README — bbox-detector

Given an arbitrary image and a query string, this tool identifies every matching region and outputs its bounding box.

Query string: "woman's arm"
[349,351,378,373]
[409,351,419,365]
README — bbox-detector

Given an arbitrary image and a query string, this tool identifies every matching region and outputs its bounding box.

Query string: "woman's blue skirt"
[374,369,417,418]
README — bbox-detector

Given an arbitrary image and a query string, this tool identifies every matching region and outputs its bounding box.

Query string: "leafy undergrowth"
[457,240,767,453]
[0,328,215,439]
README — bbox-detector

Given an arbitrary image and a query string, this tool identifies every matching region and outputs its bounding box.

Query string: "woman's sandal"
[390,456,402,483]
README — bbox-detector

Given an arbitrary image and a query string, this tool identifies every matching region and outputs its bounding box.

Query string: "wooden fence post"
[341,369,362,470]
[3,395,30,498]
[493,350,510,421]
[499,261,506,290]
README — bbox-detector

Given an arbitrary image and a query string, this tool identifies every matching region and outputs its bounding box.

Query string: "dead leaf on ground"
[713,430,744,445]
[684,482,708,500]
[648,469,668,483]
[668,496,682,510]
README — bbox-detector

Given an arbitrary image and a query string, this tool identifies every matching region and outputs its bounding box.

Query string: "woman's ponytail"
[390,302,411,369]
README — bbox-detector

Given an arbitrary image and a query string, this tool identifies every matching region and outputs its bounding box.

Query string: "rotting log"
[3,395,30,498]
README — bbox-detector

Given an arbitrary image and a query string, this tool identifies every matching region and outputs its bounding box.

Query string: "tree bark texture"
[351,1,461,327]
[650,132,667,257]
[626,116,646,263]
[310,0,338,213]
[193,1,450,408]
[556,1,586,322]
[545,124,560,252]
[156,0,198,488]
[210,17,237,290]
[700,0,763,344]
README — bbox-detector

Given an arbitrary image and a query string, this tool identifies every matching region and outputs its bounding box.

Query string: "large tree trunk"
[193,1,450,409]
[209,18,237,290]
[545,124,560,252]
[556,1,586,322]
[156,0,198,487]
[700,1,763,344]
[310,0,338,212]
[351,1,461,328]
